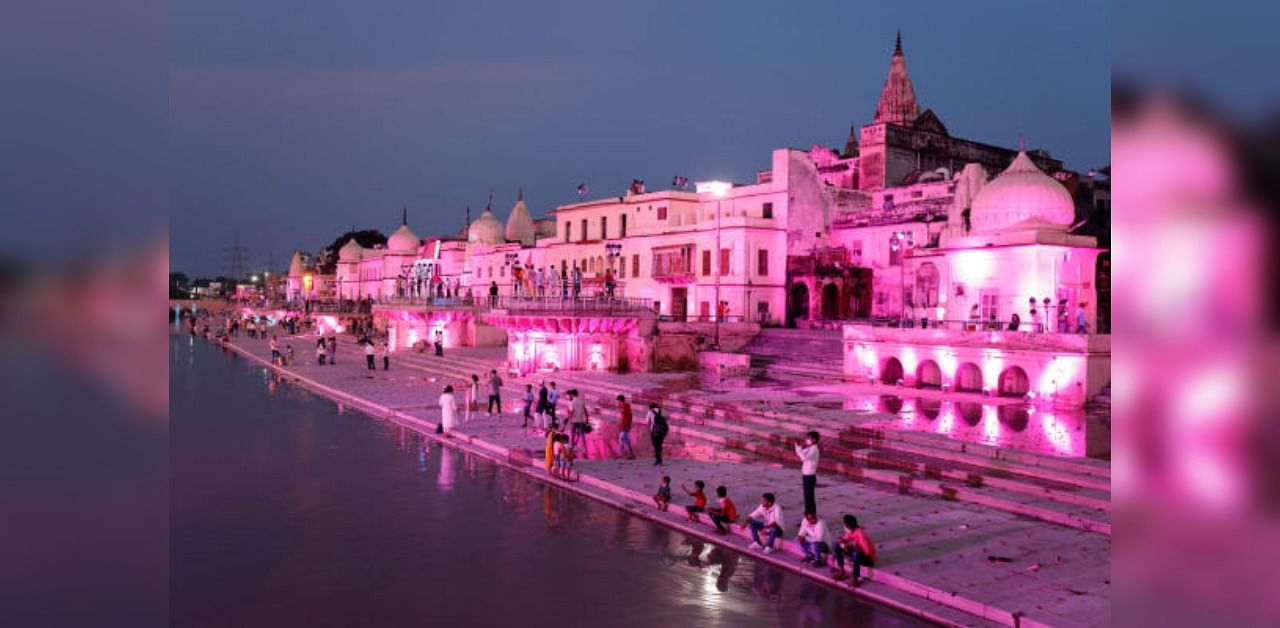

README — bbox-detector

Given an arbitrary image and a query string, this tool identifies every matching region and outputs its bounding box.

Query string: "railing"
[842,316,1097,335]
[658,314,748,323]
[484,295,657,317]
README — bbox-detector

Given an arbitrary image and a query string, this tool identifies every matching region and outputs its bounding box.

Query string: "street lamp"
[699,180,732,349]
[890,230,915,324]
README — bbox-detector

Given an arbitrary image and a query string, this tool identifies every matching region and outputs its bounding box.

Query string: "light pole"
[700,181,731,349]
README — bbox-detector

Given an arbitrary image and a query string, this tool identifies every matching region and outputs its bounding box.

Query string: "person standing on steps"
[647,403,669,465]
[795,431,821,515]
[567,389,589,458]
[488,281,499,307]
[327,335,337,365]
[546,381,560,427]
[364,340,376,370]
[522,384,535,429]
[465,374,480,424]
[616,394,636,459]
[438,385,459,434]
[434,330,444,356]
[535,381,550,431]
[380,340,390,370]
[487,369,503,416]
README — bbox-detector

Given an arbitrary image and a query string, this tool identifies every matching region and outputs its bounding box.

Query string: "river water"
[170,334,927,627]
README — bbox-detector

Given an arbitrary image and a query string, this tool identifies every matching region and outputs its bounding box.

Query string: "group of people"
[651,432,877,584]
[961,298,1090,334]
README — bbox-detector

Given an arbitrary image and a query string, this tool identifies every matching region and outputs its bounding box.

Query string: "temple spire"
[518,187,523,201]
[873,30,920,126]
[401,207,407,226]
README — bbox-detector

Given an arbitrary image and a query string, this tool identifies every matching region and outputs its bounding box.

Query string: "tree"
[169,272,190,297]
[316,229,387,274]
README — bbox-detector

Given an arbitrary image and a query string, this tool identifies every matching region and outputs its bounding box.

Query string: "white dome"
[505,195,535,245]
[387,223,420,251]
[338,238,363,261]
[468,209,505,245]
[970,151,1074,232]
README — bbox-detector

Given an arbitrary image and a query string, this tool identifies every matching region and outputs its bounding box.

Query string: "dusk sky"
[170,1,1110,277]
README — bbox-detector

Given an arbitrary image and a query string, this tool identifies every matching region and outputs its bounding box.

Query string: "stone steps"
[531,374,1110,534]
[324,339,1110,532]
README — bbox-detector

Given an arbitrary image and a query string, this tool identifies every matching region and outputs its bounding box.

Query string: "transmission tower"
[222,231,249,281]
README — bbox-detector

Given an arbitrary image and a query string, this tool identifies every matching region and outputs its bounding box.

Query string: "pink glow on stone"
[950,249,996,284]
[936,405,956,435]
[982,350,1004,391]
[982,405,1001,445]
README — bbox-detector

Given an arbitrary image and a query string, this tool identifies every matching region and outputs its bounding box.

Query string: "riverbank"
[217,332,1109,628]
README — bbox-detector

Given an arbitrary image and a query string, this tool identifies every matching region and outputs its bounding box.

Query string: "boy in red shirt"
[706,485,738,535]
[831,514,877,584]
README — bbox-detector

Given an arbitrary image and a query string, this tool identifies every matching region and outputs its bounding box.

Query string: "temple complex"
[275,33,1109,404]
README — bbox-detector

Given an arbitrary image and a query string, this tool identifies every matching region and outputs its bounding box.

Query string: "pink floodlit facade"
[275,34,1109,378]
[842,325,1110,407]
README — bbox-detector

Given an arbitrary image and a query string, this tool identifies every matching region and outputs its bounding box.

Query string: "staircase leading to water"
[740,328,845,383]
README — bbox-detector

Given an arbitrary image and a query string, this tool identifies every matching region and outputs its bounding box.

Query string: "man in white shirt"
[741,492,785,554]
[795,431,821,514]
[797,510,832,566]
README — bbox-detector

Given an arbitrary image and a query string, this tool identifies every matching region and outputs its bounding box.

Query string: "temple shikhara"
[274,34,1110,407]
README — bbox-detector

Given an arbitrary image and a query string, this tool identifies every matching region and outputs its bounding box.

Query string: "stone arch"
[954,362,983,392]
[881,357,904,385]
[997,366,1030,397]
[915,359,942,388]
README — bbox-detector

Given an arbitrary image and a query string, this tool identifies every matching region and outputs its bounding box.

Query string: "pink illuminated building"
[274,34,1109,393]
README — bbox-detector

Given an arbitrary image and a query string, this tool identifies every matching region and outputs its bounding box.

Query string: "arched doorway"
[881,357,904,385]
[997,366,1030,397]
[915,360,942,388]
[821,283,840,319]
[787,282,810,327]
[954,363,983,392]
[915,262,940,308]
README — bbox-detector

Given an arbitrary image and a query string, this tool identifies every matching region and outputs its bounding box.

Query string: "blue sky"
[168,1,1110,276]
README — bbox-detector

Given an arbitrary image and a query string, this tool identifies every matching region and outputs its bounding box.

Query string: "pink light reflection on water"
[847,394,1094,458]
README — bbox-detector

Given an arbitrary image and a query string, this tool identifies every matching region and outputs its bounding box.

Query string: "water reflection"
[438,446,456,492]
[845,393,1110,458]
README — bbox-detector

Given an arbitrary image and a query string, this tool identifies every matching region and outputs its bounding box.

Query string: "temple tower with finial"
[873,30,919,126]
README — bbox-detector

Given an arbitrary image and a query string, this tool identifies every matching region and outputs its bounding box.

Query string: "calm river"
[170,334,928,627]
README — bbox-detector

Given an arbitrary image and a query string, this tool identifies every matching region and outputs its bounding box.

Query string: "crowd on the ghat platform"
[181,307,878,586]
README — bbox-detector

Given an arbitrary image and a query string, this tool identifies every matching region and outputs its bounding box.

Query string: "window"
[980,290,999,323]
[652,244,694,278]
[580,219,588,241]
[701,250,711,276]
[601,216,608,240]
[620,214,627,237]
[657,206,668,220]
[700,301,710,318]
[889,237,902,266]
[762,202,773,219]
[564,222,570,242]
[632,254,640,277]
[619,256,626,278]
[757,249,768,276]
[500,265,505,277]
[756,301,770,323]
[719,248,730,275]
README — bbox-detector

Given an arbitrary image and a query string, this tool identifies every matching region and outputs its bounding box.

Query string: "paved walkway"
[221,332,1109,628]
